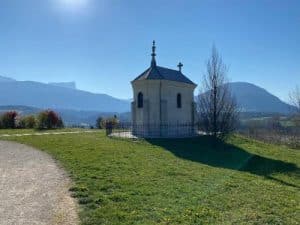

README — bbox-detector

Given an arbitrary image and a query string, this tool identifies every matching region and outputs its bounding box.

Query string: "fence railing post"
[108,122,199,138]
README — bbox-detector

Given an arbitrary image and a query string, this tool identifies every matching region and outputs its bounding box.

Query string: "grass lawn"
[0,130,299,225]
[0,128,86,135]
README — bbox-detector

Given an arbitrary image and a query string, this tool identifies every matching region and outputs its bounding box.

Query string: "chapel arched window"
[177,93,182,108]
[138,92,143,108]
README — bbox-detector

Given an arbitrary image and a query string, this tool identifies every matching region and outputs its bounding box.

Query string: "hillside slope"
[1,132,299,224]
[0,75,16,82]
[0,81,130,112]
[228,82,293,113]
[0,77,294,114]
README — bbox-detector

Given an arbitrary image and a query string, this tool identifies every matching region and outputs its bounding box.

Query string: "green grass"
[0,128,87,135]
[0,130,299,225]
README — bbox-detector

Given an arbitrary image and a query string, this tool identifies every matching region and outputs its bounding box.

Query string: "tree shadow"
[146,136,300,188]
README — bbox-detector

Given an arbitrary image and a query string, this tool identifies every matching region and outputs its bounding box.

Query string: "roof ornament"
[177,62,183,72]
[151,40,157,67]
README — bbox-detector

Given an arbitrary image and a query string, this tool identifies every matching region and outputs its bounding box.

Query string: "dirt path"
[0,141,79,225]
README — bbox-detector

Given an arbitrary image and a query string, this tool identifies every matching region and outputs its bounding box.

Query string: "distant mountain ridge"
[227,82,294,114]
[0,75,16,82]
[48,82,77,89]
[0,79,130,112]
[0,76,294,114]
[0,105,40,115]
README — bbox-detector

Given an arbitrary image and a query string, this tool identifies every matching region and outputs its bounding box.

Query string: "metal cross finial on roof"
[152,40,156,55]
[177,62,183,72]
[151,40,157,67]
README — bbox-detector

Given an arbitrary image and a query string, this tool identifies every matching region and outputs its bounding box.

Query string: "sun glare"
[55,0,91,13]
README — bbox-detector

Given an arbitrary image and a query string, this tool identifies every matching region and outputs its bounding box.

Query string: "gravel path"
[0,141,79,225]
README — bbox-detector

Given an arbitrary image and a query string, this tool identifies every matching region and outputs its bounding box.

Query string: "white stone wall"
[131,79,197,137]
[132,80,161,125]
[160,80,196,124]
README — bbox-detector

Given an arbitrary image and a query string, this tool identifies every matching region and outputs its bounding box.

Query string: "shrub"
[17,116,26,128]
[96,115,119,130]
[291,115,300,127]
[57,116,64,128]
[18,115,37,129]
[96,116,103,129]
[102,115,119,129]
[37,110,64,129]
[26,115,37,128]
[0,111,18,129]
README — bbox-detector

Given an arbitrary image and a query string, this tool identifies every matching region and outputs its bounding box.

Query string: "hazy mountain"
[199,82,294,114]
[0,75,16,82]
[48,82,77,89]
[0,76,294,115]
[0,80,130,112]
[227,82,294,114]
[0,105,40,115]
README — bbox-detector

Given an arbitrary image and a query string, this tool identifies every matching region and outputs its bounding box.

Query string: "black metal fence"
[105,120,300,146]
[106,122,198,138]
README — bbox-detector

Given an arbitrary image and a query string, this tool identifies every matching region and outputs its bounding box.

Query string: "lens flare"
[55,0,91,13]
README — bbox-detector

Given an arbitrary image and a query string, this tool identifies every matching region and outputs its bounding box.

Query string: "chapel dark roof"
[133,66,195,85]
[132,41,196,85]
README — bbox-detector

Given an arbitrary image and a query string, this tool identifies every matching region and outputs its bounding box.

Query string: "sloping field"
[1,130,299,225]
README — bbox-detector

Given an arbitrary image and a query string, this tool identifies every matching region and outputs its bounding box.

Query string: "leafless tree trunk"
[289,86,300,148]
[197,46,239,141]
[290,86,300,114]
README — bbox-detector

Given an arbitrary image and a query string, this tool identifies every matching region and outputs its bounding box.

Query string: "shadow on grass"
[146,136,300,188]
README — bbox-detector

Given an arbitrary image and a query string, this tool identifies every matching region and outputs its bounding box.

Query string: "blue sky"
[0,0,299,101]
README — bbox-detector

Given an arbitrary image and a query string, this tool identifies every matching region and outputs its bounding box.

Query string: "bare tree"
[197,46,239,141]
[289,86,300,114]
[289,86,300,134]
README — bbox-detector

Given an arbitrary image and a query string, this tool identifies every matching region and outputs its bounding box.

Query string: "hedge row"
[0,110,64,129]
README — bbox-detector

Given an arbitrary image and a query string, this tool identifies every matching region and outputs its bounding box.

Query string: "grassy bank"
[0,128,85,135]
[1,130,299,224]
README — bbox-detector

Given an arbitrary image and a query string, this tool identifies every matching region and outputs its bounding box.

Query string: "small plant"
[78,197,93,205]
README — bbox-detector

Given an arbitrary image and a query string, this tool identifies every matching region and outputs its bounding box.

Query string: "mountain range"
[0,75,16,82]
[226,82,294,113]
[0,76,130,112]
[48,82,77,90]
[0,76,295,125]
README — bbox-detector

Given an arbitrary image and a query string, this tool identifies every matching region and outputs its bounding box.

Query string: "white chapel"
[131,41,197,138]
